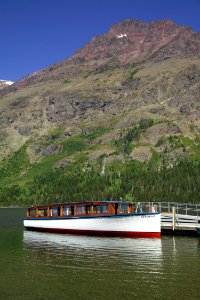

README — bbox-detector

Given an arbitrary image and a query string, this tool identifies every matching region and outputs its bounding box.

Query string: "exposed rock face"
[130,146,152,162]
[1,18,200,93]
[42,144,63,156]
[54,158,74,169]
[73,19,200,63]
[0,18,200,162]
[141,123,181,146]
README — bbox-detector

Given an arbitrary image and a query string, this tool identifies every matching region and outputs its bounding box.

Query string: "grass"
[0,144,30,180]
[155,135,200,158]
[112,118,155,155]
[46,127,65,141]
[62,137,86,155]
[85,128,111,141]
[149,149,160,166]
[0,129,110,188]
[180,136,200,157]
[126,64,140,83]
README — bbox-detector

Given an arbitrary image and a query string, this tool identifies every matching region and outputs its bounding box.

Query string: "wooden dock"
[161,213,199,236]
[139,202,200,236]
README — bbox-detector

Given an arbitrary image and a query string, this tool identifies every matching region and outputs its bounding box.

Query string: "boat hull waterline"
[24,213,161,238]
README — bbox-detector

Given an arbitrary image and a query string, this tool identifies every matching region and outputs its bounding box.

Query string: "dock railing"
[133,202,200,231]
[140,202,200,216]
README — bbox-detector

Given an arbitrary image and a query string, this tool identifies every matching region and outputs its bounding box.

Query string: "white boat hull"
[24,213,161,238]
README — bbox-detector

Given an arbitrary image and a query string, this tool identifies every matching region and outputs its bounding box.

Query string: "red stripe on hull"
[25,227,161,238]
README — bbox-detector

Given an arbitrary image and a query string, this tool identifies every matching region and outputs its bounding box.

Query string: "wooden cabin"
[26,201,135,218]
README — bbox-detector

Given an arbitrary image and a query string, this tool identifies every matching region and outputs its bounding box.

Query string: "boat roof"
[27,200,134,210]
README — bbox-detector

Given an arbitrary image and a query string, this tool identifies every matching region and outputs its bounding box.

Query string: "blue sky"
[1,0,200,81]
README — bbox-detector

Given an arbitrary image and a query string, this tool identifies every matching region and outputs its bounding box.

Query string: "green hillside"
[1,118,200,206]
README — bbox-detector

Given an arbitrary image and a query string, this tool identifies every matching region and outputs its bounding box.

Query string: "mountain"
[1,18,200,205]
[0,80,14,90]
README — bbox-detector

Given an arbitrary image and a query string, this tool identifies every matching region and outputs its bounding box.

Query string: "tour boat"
[23,201,161,238]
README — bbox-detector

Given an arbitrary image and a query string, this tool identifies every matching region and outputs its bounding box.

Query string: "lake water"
[0,208,199,300]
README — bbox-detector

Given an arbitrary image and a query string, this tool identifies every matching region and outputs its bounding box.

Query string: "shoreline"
[0,206,24,208]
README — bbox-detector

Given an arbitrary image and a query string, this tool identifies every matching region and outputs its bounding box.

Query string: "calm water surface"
[0,208,199,300]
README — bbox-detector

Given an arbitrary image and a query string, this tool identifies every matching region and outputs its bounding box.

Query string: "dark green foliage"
[47,128,64,142]
[126,64,139,82]
[117,118,154,154]
[0,144,30,181]
[125,127,140,142]
[1,157,200,206]
[0,184,26,206]
[139,118,154,130]
[1,124,200,206]
[63,79,71,84]
[86,128,110,141]
[62,138,85,155]
[156,136,183,149]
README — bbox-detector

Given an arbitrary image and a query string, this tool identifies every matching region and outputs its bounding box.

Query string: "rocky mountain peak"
[108,18,146,33]
[2,18,200,95]
[108,18,177,34]
[72,18,200,65]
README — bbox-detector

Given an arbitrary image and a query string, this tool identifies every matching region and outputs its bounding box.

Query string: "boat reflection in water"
[23,231,167,299]
[23,230,162,262]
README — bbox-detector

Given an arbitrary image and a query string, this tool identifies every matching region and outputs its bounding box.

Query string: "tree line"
[0,158,200,206]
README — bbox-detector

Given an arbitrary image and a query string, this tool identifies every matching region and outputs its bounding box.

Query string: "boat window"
[38,208,47,217]
[86,205,90,214]
[63,206,72,216]
[100,204,109,213]
[121,204,129,213]
[51,207,60,217]
[76,205,86,215]
[93,205,101,214]
[29,209,36,217]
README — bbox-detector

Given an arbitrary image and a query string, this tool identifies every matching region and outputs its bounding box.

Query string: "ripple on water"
[1,209,200,299]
